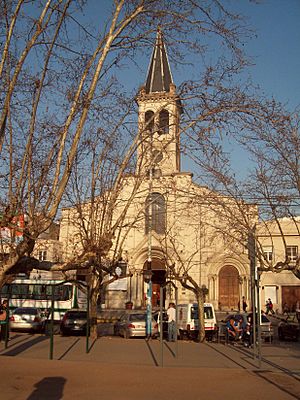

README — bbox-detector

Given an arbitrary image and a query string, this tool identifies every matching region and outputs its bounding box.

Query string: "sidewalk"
[1,334,300,400]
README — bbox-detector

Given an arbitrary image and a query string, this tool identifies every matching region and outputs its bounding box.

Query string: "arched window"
[145,192,166,235]
[159,109,169,134]
[145,110,154,134]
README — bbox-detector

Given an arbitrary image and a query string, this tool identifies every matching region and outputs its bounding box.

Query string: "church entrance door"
[150,258,166,308]
[219,265,239,311]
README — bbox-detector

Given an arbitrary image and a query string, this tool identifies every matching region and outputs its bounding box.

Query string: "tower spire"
[145,29,173,93]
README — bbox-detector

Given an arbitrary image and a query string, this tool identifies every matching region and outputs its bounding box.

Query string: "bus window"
[11,284,29,299]
[53,285,72,301]
[1,284,9,296]
[62,285,72,301]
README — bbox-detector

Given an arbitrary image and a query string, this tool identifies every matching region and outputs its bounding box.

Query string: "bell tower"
[136,29,182,177]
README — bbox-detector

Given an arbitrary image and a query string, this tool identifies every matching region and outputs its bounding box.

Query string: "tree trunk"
[197,290,206,342]
[89,274,100,340]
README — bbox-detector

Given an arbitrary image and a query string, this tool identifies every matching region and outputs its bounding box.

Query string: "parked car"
[278,315,300,341]
[177,303,217,340]
[114,312,158,338]
[250,313,274,342]
[224,313,273,342]
[60,309,88,336]
[153,310,168,339]
[9,307,46,332]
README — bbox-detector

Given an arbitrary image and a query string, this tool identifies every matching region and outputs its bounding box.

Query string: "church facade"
[59,31,253,312]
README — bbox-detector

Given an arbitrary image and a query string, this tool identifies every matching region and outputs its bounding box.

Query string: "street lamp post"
[143,264,153,338]
[144,127,154,338]
[248,226,261,368]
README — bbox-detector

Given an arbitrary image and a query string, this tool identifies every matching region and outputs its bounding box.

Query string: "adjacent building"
[258,217,300,313]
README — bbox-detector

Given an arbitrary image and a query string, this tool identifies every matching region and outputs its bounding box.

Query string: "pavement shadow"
[87,338,97,353]
[205,342,252,369]
[26,376,66,400]
[145,339,159,366]
[163,341,176,357]
[254,371,300,400]
[0,332,28,348]
[58,338,80,360]
[58,337,96,359]
[0,335,48,357]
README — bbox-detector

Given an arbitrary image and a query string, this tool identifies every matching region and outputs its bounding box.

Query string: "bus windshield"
[190,305,213,320]
[191,306,198,319]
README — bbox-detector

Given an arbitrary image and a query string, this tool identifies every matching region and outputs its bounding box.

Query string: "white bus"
[0,278,87,321]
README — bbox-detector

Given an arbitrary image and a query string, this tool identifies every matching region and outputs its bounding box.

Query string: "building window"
[159,109,169,135]
[263,247,273,262]
[145,110,154,134]
[145,192,166,235]
[38,250,47,261]
[286,246,298,262]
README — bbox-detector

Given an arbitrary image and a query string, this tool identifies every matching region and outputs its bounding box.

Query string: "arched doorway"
[219,265,239,311]
[143,258,166,308]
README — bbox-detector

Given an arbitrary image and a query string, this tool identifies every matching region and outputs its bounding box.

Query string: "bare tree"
[0,0,251,281]
[2,1,283,339]
[175,58,299,278]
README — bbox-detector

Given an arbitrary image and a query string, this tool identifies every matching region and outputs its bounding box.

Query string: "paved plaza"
[0,332,300,400]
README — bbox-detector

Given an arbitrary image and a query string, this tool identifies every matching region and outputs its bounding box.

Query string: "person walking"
[167,302,176,342]
[266,298,275,315]
[269,299,275,315]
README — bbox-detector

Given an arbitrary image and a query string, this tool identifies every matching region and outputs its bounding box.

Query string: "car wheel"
[278,329,284,341]
[124,330,129,339]
[60,328,68,336]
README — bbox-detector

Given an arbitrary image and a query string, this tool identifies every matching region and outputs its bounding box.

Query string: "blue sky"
[83,1,300,178]
[235,0,300,110]
[83,1,299,108]
[123,0,299,110]
[221,0,300,178]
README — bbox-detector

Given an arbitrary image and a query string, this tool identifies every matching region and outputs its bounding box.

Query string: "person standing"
[242,296,248,312]
[167,302,176,342]
[0,300,9,342]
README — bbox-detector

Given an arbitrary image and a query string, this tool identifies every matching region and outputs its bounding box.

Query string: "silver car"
[9,307,46,332]
[114,312,158,338]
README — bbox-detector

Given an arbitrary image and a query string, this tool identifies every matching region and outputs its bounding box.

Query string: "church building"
[59,31,252,312]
